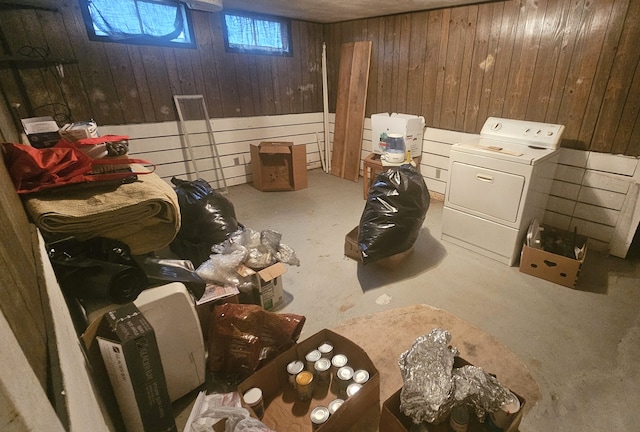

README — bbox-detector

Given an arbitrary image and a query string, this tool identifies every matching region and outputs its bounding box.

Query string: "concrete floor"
[226,168,640,432]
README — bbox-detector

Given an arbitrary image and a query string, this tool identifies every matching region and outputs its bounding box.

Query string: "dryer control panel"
[480,117,565,149]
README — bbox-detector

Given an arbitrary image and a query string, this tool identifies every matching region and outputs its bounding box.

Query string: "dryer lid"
[452,137,559,165]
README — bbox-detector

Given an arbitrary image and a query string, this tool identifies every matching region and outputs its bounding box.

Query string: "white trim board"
[100,115,640,257]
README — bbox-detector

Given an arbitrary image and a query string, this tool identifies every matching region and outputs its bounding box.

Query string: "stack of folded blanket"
[24,165,181,255]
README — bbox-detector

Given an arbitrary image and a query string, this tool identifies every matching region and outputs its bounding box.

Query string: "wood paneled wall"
[0,1,324,126]
[325,0,640,156]
[2,0,640,157]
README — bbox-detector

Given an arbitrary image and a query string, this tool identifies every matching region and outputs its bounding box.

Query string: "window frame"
[78,0,197,49]
[221,10,293,57]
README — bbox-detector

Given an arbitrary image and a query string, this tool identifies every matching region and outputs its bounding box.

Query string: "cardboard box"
[91,303,177,432]
[21,116,60,148]
[379,357,526,432]
[371,113,425,156]
[250,141,307,191]
[519,225,587,288]
[237,329,380,432]
[237,262,286,310]
[344,226,414,268]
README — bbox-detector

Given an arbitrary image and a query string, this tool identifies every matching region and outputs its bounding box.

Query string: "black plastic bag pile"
[358,164,430,264]
[169,177,239,266]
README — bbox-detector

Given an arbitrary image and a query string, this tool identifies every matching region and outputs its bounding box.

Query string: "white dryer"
[441,117,564,266]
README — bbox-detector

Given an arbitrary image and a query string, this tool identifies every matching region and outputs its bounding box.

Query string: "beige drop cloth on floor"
[23,166,180,255]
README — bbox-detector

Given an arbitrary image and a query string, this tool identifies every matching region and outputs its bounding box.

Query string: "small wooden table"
[362,153,385,199]
[362,153,421,199]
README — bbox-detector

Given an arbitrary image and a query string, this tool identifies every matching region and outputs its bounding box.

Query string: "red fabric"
[2,140,154,194]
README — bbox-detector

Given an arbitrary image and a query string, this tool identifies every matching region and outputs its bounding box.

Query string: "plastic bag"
[170,177,239,265]
[212,227,300,269]
[47,236,148,303]
[207,303,305,382]
[358,164,430,264]
[196,246,248,286]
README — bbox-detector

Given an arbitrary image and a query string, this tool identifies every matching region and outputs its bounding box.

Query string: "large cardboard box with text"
[83,303,177,432]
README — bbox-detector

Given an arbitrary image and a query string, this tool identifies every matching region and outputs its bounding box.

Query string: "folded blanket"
[24,166,181,255]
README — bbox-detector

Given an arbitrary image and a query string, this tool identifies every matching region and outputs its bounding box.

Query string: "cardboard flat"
[250,141,307,191]
[237,329,380,432]
[379,357,526,432]
[519,225,587,288]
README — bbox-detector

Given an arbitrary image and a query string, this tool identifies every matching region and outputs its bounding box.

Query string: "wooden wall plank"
[0,152,47,390]
[557,0,617,149]
[103,43,146,123]
[4,1,640,156]
[395,14,412,114]
[432,9,450,126]
[525,0,569,122]
[463,3,492,131]
[577,0,629,150]
[487,0,519,118]
[594,0,639,153]
[421,10,443,126]
[405,12,428,116]
[504,0,547,121]
[368,18,382,114]
[455,6,478,131]
[381,18,395,111]
[193,11,224,118]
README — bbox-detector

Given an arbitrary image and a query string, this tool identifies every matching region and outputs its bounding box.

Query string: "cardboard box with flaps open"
[236,329,380,432]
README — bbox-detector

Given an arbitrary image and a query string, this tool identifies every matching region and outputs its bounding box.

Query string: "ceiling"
[220,0,498,24]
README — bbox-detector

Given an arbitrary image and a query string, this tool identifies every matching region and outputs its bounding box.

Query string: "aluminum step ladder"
[173,95,228,195]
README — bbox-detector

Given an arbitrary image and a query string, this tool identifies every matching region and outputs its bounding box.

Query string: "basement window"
[222,11,292,56]
[79,0,196,48]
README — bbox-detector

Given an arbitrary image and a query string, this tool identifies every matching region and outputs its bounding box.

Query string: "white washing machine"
[441,117,564,266]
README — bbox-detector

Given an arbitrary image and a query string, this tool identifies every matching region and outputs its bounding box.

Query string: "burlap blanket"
[24,166,181,255]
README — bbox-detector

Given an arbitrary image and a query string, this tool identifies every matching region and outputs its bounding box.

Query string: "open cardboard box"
[379,357,526,432]
[519,225,587,288]
[237,329,380,431]
[250,141,308,191]
[237,261,286,310]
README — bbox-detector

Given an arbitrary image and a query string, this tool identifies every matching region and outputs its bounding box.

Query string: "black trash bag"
[170,177,239,266]
[48,237,148,304]
[358,164,430,264]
